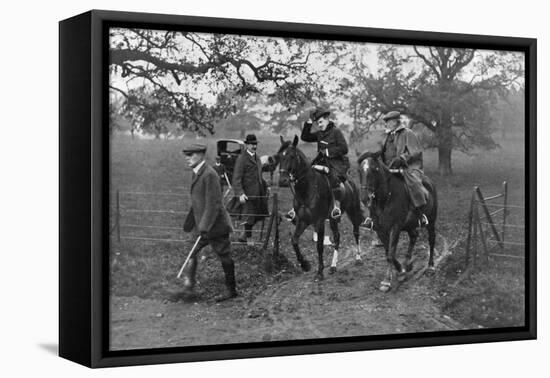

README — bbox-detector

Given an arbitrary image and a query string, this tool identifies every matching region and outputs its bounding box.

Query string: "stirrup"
[418,214,429,228]
[285,208,296,222]
[331,207,341,219]
[360,217,374,230]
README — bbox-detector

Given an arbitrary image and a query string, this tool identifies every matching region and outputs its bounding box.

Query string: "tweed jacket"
[183,162,233,239]
[381,125,423,170]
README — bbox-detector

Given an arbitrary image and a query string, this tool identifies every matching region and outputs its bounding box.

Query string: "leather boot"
[238,224,250,243]
[182,257,197,290]
[331,182,344,219]
[216,260,238,302]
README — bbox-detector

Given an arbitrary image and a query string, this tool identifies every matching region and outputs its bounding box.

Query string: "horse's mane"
[279,140,311,167]
[277,140,291,154]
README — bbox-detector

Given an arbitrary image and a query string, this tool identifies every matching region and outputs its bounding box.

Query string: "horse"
[357,151,437,292]
[278,135,365,281]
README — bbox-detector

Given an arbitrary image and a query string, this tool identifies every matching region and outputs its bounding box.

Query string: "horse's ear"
[292,135,299,147]
[280,135,285,144]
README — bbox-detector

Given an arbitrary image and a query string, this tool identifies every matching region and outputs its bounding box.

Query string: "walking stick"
[177,236,202,279]
[223,173,232,199]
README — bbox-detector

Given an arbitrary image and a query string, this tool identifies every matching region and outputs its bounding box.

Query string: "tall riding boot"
[182,256,198,295]
[216,260,238,302]
[331,183,345,219]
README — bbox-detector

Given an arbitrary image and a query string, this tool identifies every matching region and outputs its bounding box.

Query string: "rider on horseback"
[361,110,430,229]
[286,107,350,220]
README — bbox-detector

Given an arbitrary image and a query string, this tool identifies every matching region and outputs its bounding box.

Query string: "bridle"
[359,159,377,207]
[279,148,306,190]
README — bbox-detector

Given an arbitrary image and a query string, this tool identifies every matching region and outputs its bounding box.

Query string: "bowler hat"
[244,134,258,144]
[182,143,207,155]
[382,111,401,122]
[311,107,331,122]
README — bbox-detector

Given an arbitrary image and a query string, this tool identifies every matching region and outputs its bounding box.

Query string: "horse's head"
[278,135,304,187]
[357,151,384,207]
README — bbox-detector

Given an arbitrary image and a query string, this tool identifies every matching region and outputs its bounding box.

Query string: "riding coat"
[231,150,269,225]
[381,124,428,208]
[301,121,350,180]
[183,161,233,240]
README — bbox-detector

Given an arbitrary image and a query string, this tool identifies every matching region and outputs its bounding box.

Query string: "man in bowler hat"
[231,134,269,244]
[180,143,238,301]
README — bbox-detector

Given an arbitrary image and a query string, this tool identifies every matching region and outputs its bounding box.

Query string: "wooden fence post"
[475,187,503,249]
[475,204,490,263]
[465,188,476,266]
[262,193,275,250]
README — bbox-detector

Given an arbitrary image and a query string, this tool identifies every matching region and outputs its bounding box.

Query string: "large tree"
[109,28,329,135]
[342,46,524,175]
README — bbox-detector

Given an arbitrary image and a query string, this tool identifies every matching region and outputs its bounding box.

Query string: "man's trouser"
[403,168,429,208]
[242,197,268,231]
[183,235,233,286]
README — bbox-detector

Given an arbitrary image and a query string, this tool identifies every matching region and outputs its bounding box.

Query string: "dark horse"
[278,135,365,281]
[358,151,437,292]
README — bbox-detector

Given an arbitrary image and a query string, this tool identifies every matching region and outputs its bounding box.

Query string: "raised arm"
[300,121,318,142]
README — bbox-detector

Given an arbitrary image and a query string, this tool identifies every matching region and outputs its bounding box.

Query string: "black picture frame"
[59,9,536,368]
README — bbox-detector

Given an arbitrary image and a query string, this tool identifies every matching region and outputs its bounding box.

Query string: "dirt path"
[110,233,468,351]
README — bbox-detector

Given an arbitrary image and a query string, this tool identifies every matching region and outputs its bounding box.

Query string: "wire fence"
[110,189,281,256]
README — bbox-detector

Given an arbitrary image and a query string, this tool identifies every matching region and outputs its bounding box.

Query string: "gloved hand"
[239,193,248,204]
[200,230,208,239]
[389,155,407,169]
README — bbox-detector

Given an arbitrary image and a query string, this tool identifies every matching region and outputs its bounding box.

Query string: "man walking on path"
[180,143,238,302]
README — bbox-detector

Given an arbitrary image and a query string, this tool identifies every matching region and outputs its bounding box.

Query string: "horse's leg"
[291,219,311,272]
[314,220,326,281]
[404,228,419,272]
[348,204,363,266]
[380,227,403,292]
[426,222,436,275]
[328,218,340,274]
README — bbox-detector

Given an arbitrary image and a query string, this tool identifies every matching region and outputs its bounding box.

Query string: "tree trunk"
[438,145,452,176]
[437,114,453,176]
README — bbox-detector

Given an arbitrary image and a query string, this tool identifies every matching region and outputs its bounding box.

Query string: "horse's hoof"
[379,284,391,292]
[426,266,436,276]
[301,260,312,272]
[397,272,407,282]
[329,266,337,274]
[314,273,324,282]
[355,259,364,266]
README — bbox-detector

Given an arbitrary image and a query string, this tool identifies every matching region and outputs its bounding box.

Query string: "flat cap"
[182,143,207,155]
[382,111,401,121]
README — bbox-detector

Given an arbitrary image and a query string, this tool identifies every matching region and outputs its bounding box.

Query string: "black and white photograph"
[107,24,528,351]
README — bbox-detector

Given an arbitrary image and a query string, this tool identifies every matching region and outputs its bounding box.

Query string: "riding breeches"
[403,169,429,208]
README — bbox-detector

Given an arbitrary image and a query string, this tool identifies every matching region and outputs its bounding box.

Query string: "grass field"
[109,130,526,347]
